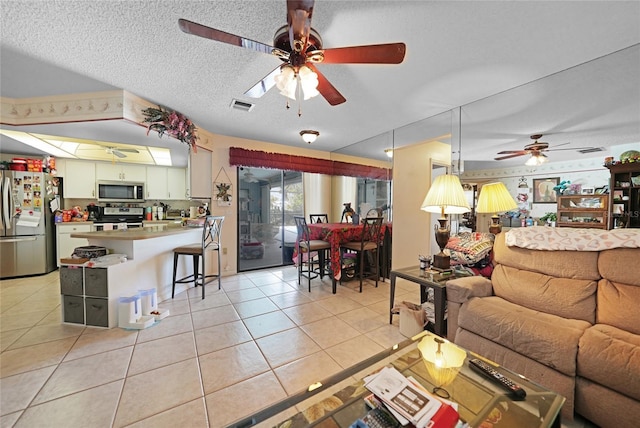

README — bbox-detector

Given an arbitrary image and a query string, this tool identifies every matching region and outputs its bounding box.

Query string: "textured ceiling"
[1,1,639,169]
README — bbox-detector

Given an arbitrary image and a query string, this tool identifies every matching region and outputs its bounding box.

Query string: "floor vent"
[577,147,605,154]
[230,99,255,112]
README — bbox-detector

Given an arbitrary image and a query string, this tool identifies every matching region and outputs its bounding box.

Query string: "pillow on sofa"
[445,232,495,265]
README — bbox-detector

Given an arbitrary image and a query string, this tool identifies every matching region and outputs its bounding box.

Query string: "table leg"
[389,273,397,324]
[433,286,446,337]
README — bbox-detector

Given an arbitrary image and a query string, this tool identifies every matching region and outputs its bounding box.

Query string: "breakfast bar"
[70,225,204,301]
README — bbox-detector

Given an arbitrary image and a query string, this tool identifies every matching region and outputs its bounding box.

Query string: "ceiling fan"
[243,171,259,183]
[106,146,140,158]
[178,0,406,106]
[494,134,578,165]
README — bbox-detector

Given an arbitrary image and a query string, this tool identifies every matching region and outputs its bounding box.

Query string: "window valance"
[229,147,391,180]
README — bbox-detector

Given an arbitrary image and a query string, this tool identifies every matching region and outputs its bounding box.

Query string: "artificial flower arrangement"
[553,180,571,195]
[141,106,198,152]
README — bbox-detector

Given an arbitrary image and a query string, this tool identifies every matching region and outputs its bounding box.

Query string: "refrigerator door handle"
[1,236,37,243]
[2,176,11,230]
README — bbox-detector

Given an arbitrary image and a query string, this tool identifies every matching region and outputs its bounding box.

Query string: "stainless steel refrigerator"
[1,170,60,278]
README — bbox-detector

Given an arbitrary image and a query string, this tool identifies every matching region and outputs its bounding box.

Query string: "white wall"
[391,140,451,270]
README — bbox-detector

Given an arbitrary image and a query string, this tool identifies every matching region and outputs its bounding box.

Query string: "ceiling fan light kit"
[274,64,319,100]
[300,130,319,144]
[525,153,548,166]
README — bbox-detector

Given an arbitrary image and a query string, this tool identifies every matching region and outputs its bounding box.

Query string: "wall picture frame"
[533,177,560,203]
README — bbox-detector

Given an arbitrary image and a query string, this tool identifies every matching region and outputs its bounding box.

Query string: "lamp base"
[432,253,450,271]
[489,215,502,235]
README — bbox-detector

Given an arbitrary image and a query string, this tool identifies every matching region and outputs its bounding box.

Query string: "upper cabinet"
[146,166,187,200]
[188,148,212,199]
[96,163,146,182]
[59,159,96,198]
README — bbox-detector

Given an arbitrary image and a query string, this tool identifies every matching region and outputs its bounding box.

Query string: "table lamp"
[476,182,518,234]
[421,174,470,270]
[418,335,467,399]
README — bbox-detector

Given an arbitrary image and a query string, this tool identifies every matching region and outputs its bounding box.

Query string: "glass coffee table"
[230,332,565,428]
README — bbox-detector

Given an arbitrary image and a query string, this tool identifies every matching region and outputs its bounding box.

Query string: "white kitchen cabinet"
[145,166,168,199]
[167,168,187,200]
[145,167,187,200]
[96,163,146,182]
[188,148,212,199]
[56,223,92,266]
[62,160,96,198]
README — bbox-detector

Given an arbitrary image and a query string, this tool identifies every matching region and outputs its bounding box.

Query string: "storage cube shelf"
[59,261,137,328]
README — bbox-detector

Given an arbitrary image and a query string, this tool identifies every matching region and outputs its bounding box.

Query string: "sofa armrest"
[446,276,493,303]
[446,276,493,341]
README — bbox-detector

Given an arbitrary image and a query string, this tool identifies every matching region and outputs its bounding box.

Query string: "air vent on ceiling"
[230,99,255,112]
[577,147,605,154]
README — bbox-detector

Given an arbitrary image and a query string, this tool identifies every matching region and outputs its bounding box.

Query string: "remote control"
[469,358,526,400]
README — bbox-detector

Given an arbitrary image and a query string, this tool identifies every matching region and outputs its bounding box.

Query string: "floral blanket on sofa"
[505,226,640,251]
[445,232,494,265]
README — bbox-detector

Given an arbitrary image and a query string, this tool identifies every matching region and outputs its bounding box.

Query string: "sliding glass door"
[238,167,302,271]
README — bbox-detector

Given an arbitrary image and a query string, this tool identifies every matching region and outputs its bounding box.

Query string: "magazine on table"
[364,366,453,428]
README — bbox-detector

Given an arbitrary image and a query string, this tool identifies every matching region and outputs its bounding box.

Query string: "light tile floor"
[0,267,594,428]
[0,267,415,427]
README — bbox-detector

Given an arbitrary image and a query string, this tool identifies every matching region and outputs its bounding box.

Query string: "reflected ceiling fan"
[243,171,259,183]
[494,134,580,166]
[106,146,139,158]
[178,0,406,107]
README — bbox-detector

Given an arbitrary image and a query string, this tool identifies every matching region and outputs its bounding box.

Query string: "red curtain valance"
[229,147,391,180]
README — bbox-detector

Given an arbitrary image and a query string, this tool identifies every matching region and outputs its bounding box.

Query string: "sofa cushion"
[578,324,640,401]
[597,279,640,335]
[598,248,640,287]
[493,232,600,280]
[458,296,591,376]
[491,264,597,323]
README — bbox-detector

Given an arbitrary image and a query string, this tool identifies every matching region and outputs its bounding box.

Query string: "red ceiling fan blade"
[244,66,281,98]
[496,150,527,155]
[287,0,314,52]
[307,63,346,106]
[178,19,277,56]
[320,43,406,64]
[495,153,527,161]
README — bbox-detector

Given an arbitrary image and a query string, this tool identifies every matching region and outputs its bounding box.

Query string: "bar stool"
[294,216,331,292]
[172,216,224,299]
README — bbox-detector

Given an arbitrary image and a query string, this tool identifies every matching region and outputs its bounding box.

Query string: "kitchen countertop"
[70,225,201,240]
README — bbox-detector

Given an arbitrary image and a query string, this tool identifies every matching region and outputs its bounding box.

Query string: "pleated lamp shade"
[476,182,518,214]
[421,174,471,217]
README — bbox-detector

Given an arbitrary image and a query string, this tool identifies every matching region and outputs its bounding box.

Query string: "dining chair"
[293,215,332,292]
[340,216,384,292]
[172,215,224,299]
[309,213,329,223]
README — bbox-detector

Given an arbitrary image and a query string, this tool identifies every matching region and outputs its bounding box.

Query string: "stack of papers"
[364,367,459,428]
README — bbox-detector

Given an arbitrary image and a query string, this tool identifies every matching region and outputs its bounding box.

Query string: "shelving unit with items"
[606,163,640,229]
[556,194,609,229]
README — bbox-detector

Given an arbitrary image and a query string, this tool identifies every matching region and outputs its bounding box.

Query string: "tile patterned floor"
[0,267,595,428]
[0,267,416,427]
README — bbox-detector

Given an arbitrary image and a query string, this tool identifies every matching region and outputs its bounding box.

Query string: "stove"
[95,207,144,224]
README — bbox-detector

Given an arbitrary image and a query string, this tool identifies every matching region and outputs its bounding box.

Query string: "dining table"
[300,222,391,283]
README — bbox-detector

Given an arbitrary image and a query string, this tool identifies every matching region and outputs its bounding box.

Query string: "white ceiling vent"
[230,99,255,112]
[577,147,605,154]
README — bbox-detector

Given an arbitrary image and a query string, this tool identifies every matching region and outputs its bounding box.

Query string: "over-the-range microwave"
[97,181,145,203]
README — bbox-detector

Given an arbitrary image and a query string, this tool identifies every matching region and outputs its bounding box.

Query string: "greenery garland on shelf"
[141,106,198,152]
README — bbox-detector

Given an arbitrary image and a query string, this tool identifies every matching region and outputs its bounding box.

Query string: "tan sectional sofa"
[445,228,640,427]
